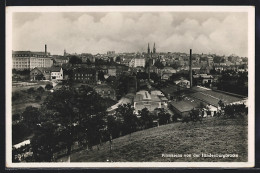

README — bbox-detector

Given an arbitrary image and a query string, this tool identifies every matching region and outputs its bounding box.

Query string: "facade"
[30,67,49,80]
[134,58,146,67]
[12,50,53,70]
[94,84,116,100]
[51,67,63,80]
[73,68,97,84]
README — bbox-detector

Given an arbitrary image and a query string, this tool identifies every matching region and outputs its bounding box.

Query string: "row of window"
[13,54,47,57]
[97,90,111,94]
[74,74,93,77]
[74,77,93,80]
[13,65,29,68]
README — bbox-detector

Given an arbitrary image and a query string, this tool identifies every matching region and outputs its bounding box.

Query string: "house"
[189,86,247,116]
[174,78,190,88]
[193,74,214,86]
[169,100,197,118]
[30,67,50,80]
[94,84,116,100]
[73,68,97,84]
[161,67,176,80]
[51,67,63,80]
[30,67,63,81]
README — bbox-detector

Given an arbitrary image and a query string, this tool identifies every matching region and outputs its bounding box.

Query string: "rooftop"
[169,101,196,113]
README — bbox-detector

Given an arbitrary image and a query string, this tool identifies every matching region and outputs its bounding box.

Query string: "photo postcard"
[5,5,255,168]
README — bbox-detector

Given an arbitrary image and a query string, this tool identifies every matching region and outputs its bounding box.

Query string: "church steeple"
[147,43,150,54]
[153,43,156,54]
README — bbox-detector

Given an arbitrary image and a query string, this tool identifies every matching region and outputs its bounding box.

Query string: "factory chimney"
[45,44,47,55]
[189,49,192,88]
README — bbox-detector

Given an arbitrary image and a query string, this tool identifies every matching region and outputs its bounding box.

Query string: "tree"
[31,121,59,162]
[22,106,42,130]
[27,87,35,94]
[35,95,41,101]
[116,104,138,136]
[150,72,160,83]
[43,87,79,158]
[45,84,53,90]
[115,56,121,62]
[98,71,105,81]
[107,115,122,139]
[69,56,82,65]
[37,86,45,93]
[157,108,171,125]
[136,72,149,80]
[190,109,202,122]
[86,58,92,65]
[154,60,164,69]
[138,108,153,129]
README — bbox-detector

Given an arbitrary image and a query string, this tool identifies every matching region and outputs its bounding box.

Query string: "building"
[30,67,51,80]
[193,74,214,86]
[169,100,198,118]
[108,66,117,76]
[80,53,95,63]
[51,67,63,80]
[174,79,191,88]
[94,84,116,100]
[52,56,69,66]
[12,45,53,70]
[30,67,63,81]
[133,57,146,67]
[73,68,97,84]
[133,90,162,113]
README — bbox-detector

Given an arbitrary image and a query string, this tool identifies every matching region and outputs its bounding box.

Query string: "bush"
[27,87,35,94]
[35,95,41,101]
[13,113,21,121]
[45,84,53,90]
[37,86,45,93]
[12,92,20,102]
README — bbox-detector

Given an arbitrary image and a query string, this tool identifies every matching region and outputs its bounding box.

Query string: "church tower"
[147,43,150,54]
[153,43,156,54]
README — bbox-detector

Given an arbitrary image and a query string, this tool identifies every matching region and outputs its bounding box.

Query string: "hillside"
[59,117,247,162]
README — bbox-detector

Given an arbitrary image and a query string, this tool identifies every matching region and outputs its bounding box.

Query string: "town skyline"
[12,12,248,57]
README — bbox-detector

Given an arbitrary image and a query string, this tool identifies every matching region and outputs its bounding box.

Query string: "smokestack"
[189,49,192,88]
[45,44,47,55]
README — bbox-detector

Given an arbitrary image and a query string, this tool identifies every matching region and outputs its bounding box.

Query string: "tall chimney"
[45,44,47,55]
[189,49,192,88]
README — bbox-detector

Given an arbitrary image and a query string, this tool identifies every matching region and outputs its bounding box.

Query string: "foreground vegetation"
[60,116,247,162]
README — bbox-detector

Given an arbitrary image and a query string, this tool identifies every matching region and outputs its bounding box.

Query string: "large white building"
[133,58,146,67]
[12,45,53,70]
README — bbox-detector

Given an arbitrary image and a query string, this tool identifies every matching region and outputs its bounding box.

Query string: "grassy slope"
[64,117,247,162]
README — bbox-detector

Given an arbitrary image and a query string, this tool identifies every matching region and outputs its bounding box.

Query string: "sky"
[12,12,248,57]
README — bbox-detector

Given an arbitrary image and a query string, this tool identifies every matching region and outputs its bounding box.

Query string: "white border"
[6,6,255,168]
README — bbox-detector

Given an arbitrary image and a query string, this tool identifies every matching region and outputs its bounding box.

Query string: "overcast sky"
[12,12,248,57]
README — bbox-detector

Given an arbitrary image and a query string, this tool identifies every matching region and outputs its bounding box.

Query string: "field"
[60,117,248,162]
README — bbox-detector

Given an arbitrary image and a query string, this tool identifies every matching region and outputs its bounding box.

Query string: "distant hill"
[58,117,247,162]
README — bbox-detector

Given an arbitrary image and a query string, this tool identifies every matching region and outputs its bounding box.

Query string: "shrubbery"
[45,84,53,90]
